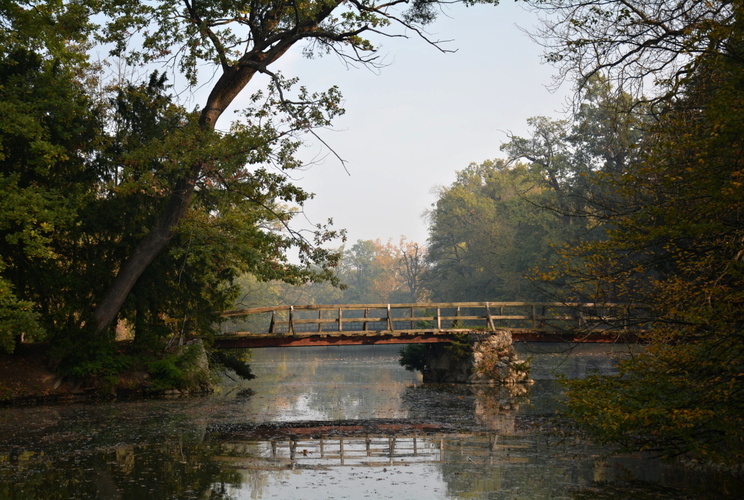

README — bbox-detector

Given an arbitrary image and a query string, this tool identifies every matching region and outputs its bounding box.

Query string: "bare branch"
[527,0,736,99]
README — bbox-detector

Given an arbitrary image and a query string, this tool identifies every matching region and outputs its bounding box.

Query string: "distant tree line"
[231,238,426,308]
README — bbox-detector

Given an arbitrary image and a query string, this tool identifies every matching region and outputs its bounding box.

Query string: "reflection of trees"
[2,433,718,500]
[6,429,722,500]
[1,342,729,500]
[401,384,529,433]
[436,434,728,500]
[2,408,731,500]
[397,383,617,498]
[250,346,420,421]
[0,441,241,499]
[515,342,639,381]
[436,433,600,499]
[0,399,248,499]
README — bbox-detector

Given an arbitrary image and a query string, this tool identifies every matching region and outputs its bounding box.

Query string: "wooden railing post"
[288,306,295,335]
[541,305,546,329]
[338,307,343,332]
[387,304,394,332]
[623,304,630,332]
[363,308,369,331]
[531,305,537,329]
[436,307,441,330]
[318,309,323,332]
[269,310,276,334]
[485,302,496,330]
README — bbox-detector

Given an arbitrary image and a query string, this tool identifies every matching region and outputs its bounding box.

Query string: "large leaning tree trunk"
[92,1,328,332]
[90,0,499,332]
[91,69,283,331]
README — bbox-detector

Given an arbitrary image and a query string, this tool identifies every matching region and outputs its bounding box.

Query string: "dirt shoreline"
[0,344,199,406]
[0,344,86,404]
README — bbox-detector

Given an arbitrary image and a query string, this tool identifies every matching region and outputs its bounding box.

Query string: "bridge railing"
[219,302,649,336]
[229,433,508,468]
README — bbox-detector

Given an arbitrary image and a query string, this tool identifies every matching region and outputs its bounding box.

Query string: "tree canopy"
[530,0,739,99]
[86,0,498,331]
[560,34,744,465]
[0,0,500,381]
[231,237,426,311]
[423,76,647,302]
[424,159,561,301]
[526,0,744,465]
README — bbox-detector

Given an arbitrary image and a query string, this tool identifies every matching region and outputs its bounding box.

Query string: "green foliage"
[565,337,743,463]
[480,77,651,304]
[399,344,434,372]
[96,72,347,344]
[444,333,474,360]
[0,54,288,367]
[50,334,131,390]
[425,81,647,304]
[147,343,211,392]
[0,44,104,352]
[0,0,94,63]
[211,350,255,380]
[424,159,566,301]
[229,237,428,314]
[399,336,474,374]
[554,6,744,465]
[336,238,425,304]
[0,34,345,367]
[97,0,500,86]
[501,76,648,223]
[0,265,43,353]
[0,0,499,379]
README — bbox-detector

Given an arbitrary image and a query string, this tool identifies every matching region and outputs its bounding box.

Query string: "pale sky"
[228,2,571,247]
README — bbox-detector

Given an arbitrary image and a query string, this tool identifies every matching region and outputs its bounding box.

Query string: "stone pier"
[416,331,531,385]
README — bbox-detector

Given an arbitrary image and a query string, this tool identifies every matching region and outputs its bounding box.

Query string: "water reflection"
[242,346,421,422]
[0,344,741,499]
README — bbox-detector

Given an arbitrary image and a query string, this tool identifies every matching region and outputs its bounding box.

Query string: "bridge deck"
[213,330,638,348]
[213,301,648,348]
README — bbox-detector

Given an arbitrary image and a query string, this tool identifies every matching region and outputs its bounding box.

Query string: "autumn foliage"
[554,14,744,465]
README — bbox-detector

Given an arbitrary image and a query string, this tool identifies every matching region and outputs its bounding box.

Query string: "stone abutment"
[416,331,531,385]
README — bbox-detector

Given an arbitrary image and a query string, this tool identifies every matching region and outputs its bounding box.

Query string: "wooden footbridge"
[213,302,647,349]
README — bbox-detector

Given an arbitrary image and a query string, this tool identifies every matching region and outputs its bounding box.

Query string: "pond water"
[0,343,742,499]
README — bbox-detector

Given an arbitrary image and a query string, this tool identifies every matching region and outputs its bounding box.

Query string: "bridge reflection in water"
[209,381,532,472]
